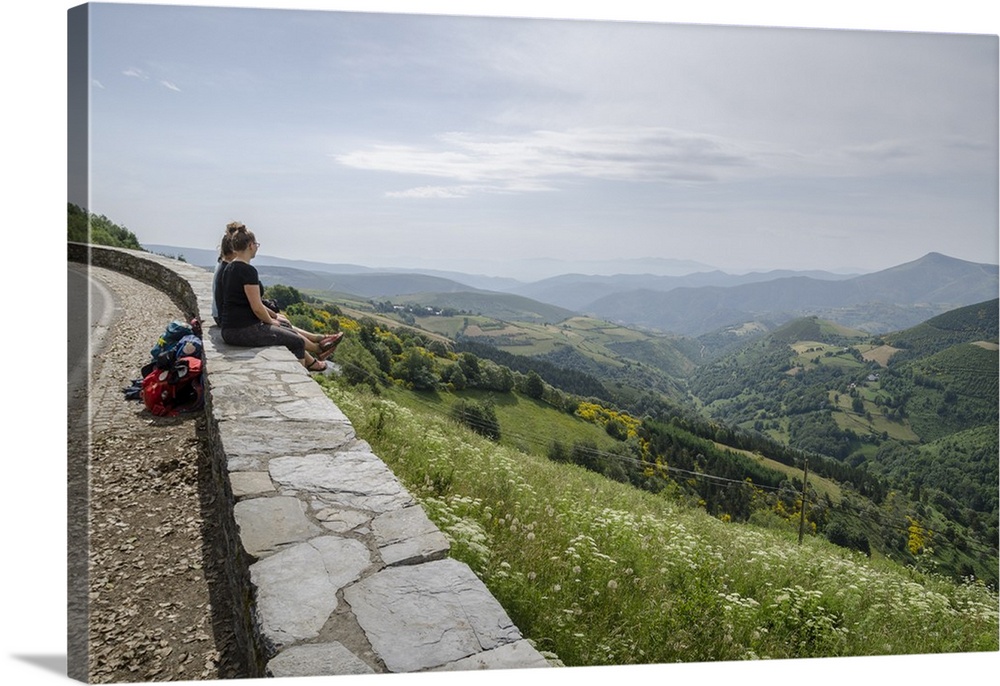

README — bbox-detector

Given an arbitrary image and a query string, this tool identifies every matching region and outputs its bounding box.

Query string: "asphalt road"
[68,263,112,376]
[68,262,115,678]
[68,263,119,430]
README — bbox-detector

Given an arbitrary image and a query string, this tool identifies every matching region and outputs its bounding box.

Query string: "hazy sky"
[76,1,999,278]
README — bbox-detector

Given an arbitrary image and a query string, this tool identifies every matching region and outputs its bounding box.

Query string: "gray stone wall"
[69,243,553,678]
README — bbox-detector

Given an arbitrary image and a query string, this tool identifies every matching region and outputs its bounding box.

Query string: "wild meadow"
[317,377,998,666]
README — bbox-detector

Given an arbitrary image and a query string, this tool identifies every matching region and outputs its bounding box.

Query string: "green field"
[789,341,868,372]
[829,390,921,442]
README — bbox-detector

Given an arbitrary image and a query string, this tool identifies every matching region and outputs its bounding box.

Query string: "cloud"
[334,126,763,198]
[92,79,105,89]
[821,134,995,176]
[122,67,148,80]
[842,139,918,163]
[160,80,181,92]
[385,185,479,199]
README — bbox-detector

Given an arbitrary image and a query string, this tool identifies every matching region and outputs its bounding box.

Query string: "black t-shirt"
[220,260,262,329]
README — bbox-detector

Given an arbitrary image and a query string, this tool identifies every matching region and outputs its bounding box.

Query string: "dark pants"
[221,322,306,360]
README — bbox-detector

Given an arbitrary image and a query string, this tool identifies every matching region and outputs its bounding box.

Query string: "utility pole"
[798,458,809,545]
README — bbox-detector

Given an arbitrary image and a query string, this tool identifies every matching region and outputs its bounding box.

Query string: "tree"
[522,370,545,399]
[458,353,482,386]
[570,441,603,472]
[478,361,515,393]
[427,340,451,358]
[68,203,88,243]
[451,399,500,441]
[265,284,304,310]
[441,364,467,390]
[547,440,570,463]
[391,348,438,390]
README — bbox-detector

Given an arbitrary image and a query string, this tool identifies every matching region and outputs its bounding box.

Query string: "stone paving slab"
[233,496,323,558]
[372,505,451,566]
[229,471,276,498]
[217,421,357,472]
[313,505,372,535]
[269,450,415,513]
[343,558,526,673]
[430,639,554,671]
[266,642,375,678]
[250,535,372,649]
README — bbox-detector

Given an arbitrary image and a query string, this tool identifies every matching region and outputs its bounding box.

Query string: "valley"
[297,286,999,587]
[142,238,1000,585]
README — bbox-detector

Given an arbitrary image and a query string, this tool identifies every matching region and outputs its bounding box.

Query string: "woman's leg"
[265,326,328,370]
[223,323,307,360]
[291,325,321,343]
[224,323,328,371]
[277,320,327,354]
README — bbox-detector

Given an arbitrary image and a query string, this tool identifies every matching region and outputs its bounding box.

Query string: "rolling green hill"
[882,298,999,361]
[338,296,702,403]
[890,342,999,443]
[688,308,997,449]
[769,315,869,343]
[310,289,995,586]
[284,272,999,587]
[684,307,998,583]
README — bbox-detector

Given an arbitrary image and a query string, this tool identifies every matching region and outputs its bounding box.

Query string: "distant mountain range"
[582,253,998,335]
[509,268,858,312]
[142,244,524,292]
[143,244,998,336]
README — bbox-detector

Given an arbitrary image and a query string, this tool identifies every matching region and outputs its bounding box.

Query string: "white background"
[3,2,998,685]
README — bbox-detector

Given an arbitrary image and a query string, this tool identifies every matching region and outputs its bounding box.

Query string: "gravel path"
[77,265,244,682]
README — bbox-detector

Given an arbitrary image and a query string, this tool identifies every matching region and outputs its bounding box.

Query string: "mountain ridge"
[584,253,998,336]
[143,243,997,336]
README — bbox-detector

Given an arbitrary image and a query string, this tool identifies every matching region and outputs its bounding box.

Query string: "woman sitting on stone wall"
[218,223,334,372]
[214,223,343,360]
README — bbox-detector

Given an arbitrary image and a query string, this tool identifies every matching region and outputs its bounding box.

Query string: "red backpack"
[141,355,204,417]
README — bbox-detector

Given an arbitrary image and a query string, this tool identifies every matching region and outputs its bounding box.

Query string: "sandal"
[318,332,344,360]
[306,357,328,372]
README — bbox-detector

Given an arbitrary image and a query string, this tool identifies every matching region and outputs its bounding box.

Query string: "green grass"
[829,391,921,442]
[378,384,619,458]
[316,376,999,666]
[789,341,867,372]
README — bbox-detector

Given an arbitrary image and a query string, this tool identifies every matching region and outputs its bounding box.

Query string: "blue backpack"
[171,334,203,361]
[150,320,196,359]
[143,323,205,380]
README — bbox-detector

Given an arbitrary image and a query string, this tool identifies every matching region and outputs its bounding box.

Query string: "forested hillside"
[686,304,998,584]
[67,203,143,250]
[268,278,998,587]
[881,298,999,361]
[254,258,997,587]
